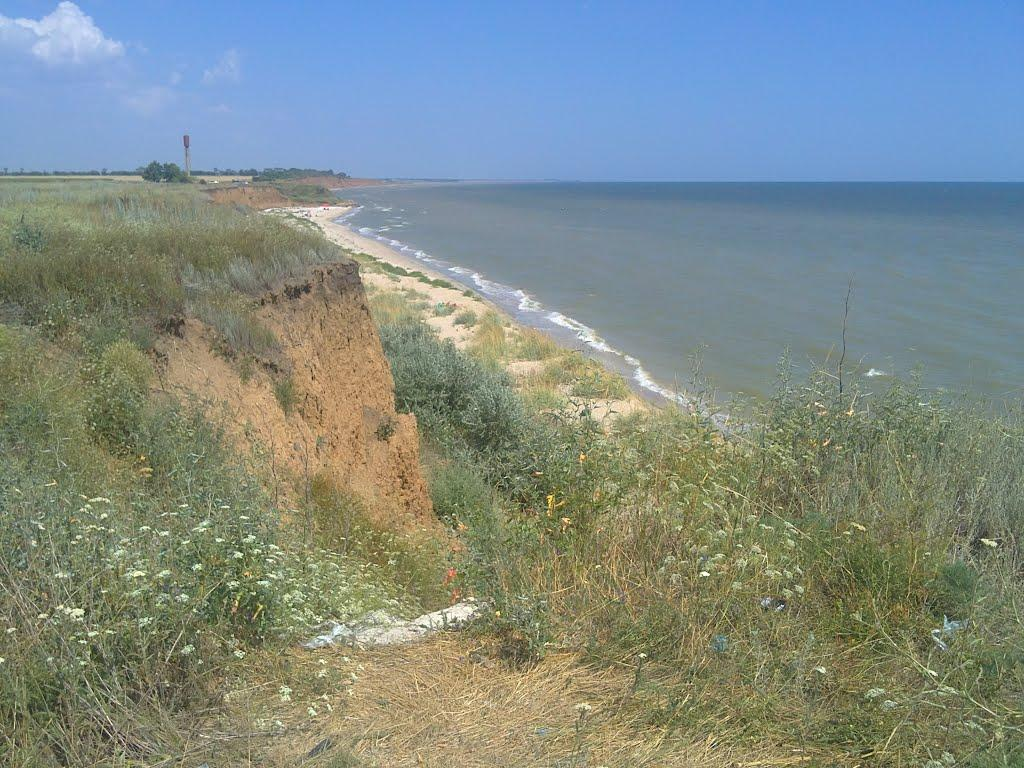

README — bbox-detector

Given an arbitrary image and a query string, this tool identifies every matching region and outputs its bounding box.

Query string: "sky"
[0,1,1022,180]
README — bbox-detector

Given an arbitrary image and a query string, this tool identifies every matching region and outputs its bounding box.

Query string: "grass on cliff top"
[0,180,342,360]
[0,181,424,765]
[377,312,1024,767]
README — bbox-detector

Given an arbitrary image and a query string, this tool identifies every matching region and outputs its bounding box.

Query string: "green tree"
[140,160,190,183]
[141,161,164,182]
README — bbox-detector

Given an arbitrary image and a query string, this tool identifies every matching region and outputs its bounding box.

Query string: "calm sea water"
[340,182,1024,404]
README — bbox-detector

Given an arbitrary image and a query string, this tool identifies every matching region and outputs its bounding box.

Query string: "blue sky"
[1,1,1022,180]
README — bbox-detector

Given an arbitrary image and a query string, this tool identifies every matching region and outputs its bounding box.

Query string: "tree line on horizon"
[1,166,350,180]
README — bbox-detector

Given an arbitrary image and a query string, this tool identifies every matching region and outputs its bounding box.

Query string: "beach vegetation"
[469,311,511,365]
[513,327,561,360]
[453,309,477,326]
[530,350,632,400]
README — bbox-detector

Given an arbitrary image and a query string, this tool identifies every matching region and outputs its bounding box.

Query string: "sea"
[337,182,1024,406]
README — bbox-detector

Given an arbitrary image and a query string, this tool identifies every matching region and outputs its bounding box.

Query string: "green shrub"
[87,339,152,449]
[453,309,477,327]
[429,460,494,526]
[273,375,298,415]
[379,320,529,455]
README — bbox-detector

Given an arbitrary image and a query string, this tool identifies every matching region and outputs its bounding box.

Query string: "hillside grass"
[0,181,417,765]
[2,180,1021,767]
[377,312,1024,766]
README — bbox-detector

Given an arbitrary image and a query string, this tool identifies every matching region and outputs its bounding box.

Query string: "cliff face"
[158,260,433,529]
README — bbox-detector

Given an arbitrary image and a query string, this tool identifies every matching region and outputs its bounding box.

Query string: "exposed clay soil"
[156,260,434,531]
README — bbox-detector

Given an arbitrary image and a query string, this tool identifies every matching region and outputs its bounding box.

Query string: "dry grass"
[224,637,769,768]
[530,351,633,401]
[368,291,427,326]
[469,311,511,365]
[513,327,562,361]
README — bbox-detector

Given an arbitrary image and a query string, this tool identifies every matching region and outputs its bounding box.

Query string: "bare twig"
[838,280,853,396]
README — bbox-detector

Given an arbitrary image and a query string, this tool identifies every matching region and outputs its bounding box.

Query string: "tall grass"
[379,314,1024,767]
[0,181,339,354]
[0,182,415,764]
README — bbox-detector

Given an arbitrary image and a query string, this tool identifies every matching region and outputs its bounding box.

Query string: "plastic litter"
[931,616,967,652]
[710,634,729,653]
[759,596,787,612]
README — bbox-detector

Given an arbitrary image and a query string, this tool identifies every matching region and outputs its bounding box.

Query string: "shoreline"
[309,205,696,406]
[276,204,653,421]
[284,203,742,432]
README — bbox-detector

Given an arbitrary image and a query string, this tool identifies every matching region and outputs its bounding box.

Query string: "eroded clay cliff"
[157,259,433,529]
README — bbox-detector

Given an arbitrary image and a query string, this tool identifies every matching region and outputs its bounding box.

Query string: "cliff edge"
[157,259,433,529]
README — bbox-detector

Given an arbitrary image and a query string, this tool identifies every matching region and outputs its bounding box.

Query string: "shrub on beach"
[453,309,477,327]
[379,319,529,456]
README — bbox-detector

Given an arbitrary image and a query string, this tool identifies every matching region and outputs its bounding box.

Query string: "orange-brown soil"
[156,259,434,531]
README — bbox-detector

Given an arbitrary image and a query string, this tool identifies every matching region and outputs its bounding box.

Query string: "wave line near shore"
[335,205,693,408]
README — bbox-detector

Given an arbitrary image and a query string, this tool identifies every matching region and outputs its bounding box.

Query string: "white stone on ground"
[302,600,484,650]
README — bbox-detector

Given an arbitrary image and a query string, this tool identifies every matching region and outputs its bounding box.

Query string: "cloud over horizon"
[0,2,124,66]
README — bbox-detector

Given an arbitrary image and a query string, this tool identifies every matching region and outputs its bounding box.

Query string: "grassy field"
[1,180,1021,766]
[2,175,251,183]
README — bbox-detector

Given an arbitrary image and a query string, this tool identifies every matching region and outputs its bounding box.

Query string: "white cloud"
[0,2,124,66]
[202,49,241,85]
[122,85,176,116]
